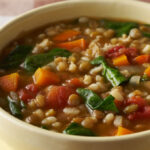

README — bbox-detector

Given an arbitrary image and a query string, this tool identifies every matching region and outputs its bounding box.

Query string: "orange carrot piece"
[116,126,133,136]
[113,54,130,66]
[0,73,19,92]
[144,66,150,77]
[56,38,86,51]
[33,68,60,86]
[53,30,80,42]
[134,55,150,64]
[70,78,83,87]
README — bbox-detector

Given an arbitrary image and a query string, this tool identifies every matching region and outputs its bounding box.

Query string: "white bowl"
[0,0,150,150]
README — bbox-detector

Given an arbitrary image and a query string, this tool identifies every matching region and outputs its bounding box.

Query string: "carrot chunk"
[70,78,83,87]
[134,55,150,64]
[144,66,150,77]
[33,68,60,86]
[116,126,133,136]
[113,54,130,66]
[53,30,80,42]
[0,73,19,92]
[56,38,86,51]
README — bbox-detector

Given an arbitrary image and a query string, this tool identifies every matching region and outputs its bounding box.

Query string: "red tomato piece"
[114,99,123,110]
[127,96,146,108]
[105,46,138,59]
[46,86,75,109]
[18,89,34,102]
[105,46,125,58]
[126,47,138,59]
[25,83,39,93]
[69,78,83,87]
[18,84,39,102]
[128,106,150,120]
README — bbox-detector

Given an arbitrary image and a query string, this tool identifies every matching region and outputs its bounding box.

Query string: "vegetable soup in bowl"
[1,0,150,150]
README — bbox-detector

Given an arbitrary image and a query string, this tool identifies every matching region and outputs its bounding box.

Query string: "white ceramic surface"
[0,0,150,150]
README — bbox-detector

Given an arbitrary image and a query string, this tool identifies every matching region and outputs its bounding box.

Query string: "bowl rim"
[0,0,150,142]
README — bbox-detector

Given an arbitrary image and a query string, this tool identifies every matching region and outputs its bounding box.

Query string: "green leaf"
[91,56,127,86]
[105,67,127,87]
[24,48,71,72]
[63,122,95,136]
[144,24,150,27]
[91,56,107,66]
[97,95,118,113]
[0,45,33,69]
[142,31,150,38]
[76,88,118,112]
[7,96,22,118]
[140,74,150,82]
[76,88,103,109]
[100,19,138,37]
[20,100,26,109]
[41,125,48,130]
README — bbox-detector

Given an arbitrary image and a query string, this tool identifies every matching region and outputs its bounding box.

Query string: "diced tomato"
[18,89,33,102]
[25,83,39,93]
[69,78,83,87]
[114,100,124,110]
[128,106,150,120]
[127,96,146,108]
[18,84,39,102]
[46,86,75,109]
[105,46,138,59]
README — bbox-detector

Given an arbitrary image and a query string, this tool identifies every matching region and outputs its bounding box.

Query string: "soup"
[1,17,150,136]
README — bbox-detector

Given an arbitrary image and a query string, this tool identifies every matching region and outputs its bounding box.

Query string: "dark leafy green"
[24,48,71,72]
[7,96,22,118]
[144,24,150,27]
[100,19,138,37]
[76,88,118,112]
[41,125,48,130]
[0,45,33,69]
[91,56,127,86]
[142,31,150,38]
[20,100,26,109]
[97,95,118,112]
[63,122,95,136]
[76,88,103,109]
[141,74,150,82]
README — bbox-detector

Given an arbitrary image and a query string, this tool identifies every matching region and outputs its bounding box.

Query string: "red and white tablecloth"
[0,0,150,26]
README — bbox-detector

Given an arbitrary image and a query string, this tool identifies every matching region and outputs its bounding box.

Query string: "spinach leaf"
[97,95,118,112]
[105,67,127,87]
[41,125,48,130]
[24,48,71,72]
[91,56,127,86]
[0,45,33,69]
[144,24,150,27]
[142,31,150,38]
[20,100,26,109]
[76,88,103,109]
[100,19,138,37]
[7,96,22,118]
[140,74,150,82]
[63,122,95,136]
[76,88,118,112]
